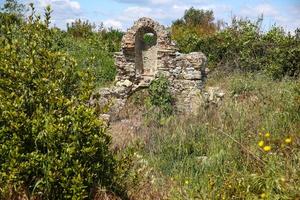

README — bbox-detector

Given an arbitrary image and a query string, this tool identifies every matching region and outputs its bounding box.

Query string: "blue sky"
[2,0,299,32]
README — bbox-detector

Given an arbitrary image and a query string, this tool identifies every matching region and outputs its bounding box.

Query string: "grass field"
[113,72,300,199]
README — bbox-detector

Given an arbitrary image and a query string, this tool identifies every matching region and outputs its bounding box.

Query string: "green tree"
[0,0,25,25]
[171,8,219,53]
[183,7,215,28]
[172,8,218,36]
[67,19,96,38]
[1,0,25,15]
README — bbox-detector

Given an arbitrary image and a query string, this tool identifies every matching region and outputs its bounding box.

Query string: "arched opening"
[135,28,158,77]
[143,33,157,48]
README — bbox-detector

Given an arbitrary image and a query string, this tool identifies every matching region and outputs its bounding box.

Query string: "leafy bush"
[64,19,123,87]
[0,0,25,26]
[171,7,219,51]
[100,28,123,53]
[66,19,123,53]
[172,10,300,79]
[191,17,267,72]
[63,34,117,87]
[229,73,257,96]
[145,76,174,124]
[67,19,96,38]
[0,5,124,199]
[261,27,300,78]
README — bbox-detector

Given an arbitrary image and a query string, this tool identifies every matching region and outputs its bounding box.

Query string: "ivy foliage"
[0,4,121,199]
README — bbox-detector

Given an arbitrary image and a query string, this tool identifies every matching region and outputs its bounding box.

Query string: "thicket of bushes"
[0,3,126,199]
[64,19,122,86]
[172,8,300,79]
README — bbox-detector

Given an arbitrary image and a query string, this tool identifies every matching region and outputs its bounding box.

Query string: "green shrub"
[229,73,257,96]
[145,76,174,124]
[64,21,123,87]
[196,17,266,72]
[63,34,117,87]
[67,19,96,38]
[66,20,123,53]
[172,11,300,79]
[0,5,123,199]
[0,0,25,27]
[171,7,218,53]
[100,28,123,53]
[262,27,300,79]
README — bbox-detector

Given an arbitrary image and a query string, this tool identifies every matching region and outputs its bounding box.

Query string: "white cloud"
[27,0,82,29]
[103,19,123,29]
[68,0,80,10]
[240,3,278,17]
[255,4,278,16]
[272,11,300,32]
[125,6,152,16]
[116,5,177,27]
[65,18,75,24]
[117,6,153,22]
[25,0,299,32]
[172,4,190,12]
[105,1,231,30]
[37,0,80,10]
[150,0,175,5]
[110,1,299,32]
[239,3,299,32]
[112,0,208,6]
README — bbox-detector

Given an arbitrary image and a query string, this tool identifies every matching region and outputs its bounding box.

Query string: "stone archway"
[135,27,158,77]
[116,17,174,84]
[92,17,207,120]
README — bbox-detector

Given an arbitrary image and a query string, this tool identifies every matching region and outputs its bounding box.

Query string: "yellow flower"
[185,180,189,185]
[264,132,270,138]
[258,140,264,147]
[263,146,271,152]
[258,132,262,136]
[260,193,266,198]
[285,137,292,144]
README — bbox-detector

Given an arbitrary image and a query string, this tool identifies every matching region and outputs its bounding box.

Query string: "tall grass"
[136,73,300,199]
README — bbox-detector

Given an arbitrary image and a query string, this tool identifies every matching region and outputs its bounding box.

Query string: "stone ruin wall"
[90,17,208,120]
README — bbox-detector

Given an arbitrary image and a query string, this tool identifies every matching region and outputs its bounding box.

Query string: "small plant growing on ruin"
[145,76,174,124]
